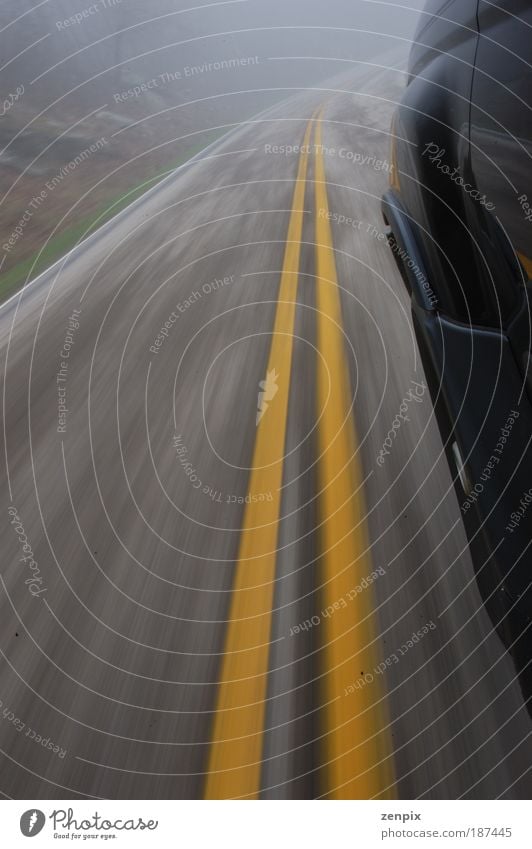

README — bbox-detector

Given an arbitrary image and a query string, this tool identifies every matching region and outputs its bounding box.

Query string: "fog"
[2,0,425,113]
[0,0,425,295]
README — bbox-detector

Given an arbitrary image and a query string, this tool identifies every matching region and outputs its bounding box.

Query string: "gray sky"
[1,0,426,113]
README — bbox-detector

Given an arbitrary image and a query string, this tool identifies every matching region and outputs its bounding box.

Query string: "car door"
[467,0,532,641]
[469,0,532,376]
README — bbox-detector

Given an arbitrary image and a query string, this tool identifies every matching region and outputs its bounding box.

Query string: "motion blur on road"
[0,0,530,801]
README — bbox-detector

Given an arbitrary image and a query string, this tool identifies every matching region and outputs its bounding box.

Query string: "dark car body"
[382,0,532,702]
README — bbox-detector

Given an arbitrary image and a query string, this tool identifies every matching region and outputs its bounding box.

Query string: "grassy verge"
[0,130,225,304]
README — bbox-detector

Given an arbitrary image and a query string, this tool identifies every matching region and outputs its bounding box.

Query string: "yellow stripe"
[389,113,401,192]
[518,252,532,280]
[313,114,396,799]
[204,119,313,799]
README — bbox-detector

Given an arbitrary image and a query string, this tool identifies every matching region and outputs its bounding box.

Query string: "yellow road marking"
[313,114,396,799]
[204,119,314,799]
[518,252,532,280]
[389,113,401,192]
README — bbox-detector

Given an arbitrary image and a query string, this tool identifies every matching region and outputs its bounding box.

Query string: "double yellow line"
[204,113,395,799]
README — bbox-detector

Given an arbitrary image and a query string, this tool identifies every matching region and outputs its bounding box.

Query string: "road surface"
[1,62,531,799]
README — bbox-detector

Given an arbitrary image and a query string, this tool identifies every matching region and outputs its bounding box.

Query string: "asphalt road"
[1,62,531,799]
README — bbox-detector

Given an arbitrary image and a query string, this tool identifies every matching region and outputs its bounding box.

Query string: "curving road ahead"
[1,63,531,800]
